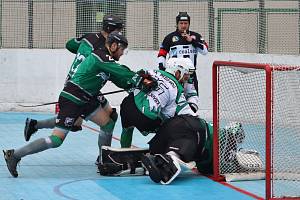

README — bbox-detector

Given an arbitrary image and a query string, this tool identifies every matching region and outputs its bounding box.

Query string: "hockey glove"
[132,70,158,92]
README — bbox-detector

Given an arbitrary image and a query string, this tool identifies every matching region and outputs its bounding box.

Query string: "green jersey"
[65,33,106,80]
[60,48,135,105]
[132,70,195,121]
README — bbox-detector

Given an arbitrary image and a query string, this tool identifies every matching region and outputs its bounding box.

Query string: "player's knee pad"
[48,135,63,148]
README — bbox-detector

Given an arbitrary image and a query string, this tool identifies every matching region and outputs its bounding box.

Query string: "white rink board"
[1,49,300,120]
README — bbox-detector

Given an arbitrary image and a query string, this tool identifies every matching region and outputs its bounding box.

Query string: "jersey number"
[69,53,86,78]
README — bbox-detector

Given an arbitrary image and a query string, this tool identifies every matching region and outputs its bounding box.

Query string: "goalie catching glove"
[131,70,158,92]
[236,148,263,172]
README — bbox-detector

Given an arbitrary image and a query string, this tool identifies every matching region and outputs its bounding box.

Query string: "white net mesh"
[217,66,266,175]
[271,66,300,198]
[215,63,300,199]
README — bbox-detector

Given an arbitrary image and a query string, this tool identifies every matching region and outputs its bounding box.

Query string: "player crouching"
[98,117,263,185]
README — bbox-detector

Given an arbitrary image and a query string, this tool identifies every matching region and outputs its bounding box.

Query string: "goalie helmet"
[103,14,124,33]
[165,58,195,82]
[176,12,190,24]
[107,31,128,49]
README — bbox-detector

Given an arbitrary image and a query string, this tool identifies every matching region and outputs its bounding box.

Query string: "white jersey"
[184,81,199,106]
[169,44,206,63]
[133,70,196,121]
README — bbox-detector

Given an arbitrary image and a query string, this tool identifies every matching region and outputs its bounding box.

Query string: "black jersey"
[66,32,106,54]
[158,30,208,69]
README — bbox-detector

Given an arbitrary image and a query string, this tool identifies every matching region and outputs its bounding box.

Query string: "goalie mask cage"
[212,61,300,200]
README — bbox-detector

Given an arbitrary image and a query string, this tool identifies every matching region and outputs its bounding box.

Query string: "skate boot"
[24,118,37,141]
[3,149,21,177]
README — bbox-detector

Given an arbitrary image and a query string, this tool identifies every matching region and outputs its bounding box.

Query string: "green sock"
[120,127,134,148]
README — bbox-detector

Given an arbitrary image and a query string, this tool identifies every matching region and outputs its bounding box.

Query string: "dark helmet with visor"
[176,12,190,24]
[107,31,128,49]
[103,15,124,33]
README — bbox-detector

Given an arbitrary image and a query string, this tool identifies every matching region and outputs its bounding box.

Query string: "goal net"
[212,61,300,199]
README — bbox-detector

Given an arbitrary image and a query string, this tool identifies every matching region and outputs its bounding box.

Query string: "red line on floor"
[82,124,138,148]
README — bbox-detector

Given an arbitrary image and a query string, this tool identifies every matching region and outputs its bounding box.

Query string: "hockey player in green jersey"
[3,31,137,178]
[120,57,199,148]
[23,15,124,164]
[65,14,124,80]
[65,14,123,55]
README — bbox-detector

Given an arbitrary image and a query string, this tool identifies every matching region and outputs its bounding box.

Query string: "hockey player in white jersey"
[120,57,199,148]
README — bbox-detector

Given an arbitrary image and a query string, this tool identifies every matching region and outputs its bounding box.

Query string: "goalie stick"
[17,89,126,107]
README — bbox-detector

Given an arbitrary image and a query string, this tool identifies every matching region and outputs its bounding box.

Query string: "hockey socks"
[14,135,63,159]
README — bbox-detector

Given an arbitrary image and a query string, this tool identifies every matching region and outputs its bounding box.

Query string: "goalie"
[98,116,263,184]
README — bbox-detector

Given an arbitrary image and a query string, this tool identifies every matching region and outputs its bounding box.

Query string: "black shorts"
[148,115,206,162]
[120,93,161,133]
[56,96,84,130]
[80,95,107,119]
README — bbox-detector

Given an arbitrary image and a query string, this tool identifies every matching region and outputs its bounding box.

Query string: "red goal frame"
[212,60,300,200]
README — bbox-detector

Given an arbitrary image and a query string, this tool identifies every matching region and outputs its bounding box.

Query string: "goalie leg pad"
[141,154,181,185]
[99,146,149,176]
[141,154,162,183]
[98,162,123,176]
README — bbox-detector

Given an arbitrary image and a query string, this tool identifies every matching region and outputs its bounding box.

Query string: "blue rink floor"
[0,112,266,200]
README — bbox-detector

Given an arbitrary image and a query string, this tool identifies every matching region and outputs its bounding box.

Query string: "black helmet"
[103,14,124,33]
[176,12,190,24]
[107,31,128,49]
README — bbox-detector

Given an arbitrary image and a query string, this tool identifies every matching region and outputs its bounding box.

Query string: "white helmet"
[165,58,195,81]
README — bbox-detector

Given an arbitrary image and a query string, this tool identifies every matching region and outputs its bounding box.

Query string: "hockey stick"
[18,89,126,107]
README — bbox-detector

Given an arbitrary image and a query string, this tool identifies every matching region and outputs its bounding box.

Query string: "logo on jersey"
[178,48,197,55]
[106,55,115,61]
[172,36,179,42]
[170,48,177,57]
[64,117,74,127]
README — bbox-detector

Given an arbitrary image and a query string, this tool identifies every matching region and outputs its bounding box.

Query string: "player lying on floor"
[98,117,263,185]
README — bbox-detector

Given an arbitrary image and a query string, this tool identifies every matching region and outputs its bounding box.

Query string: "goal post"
[212,61,300,200]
